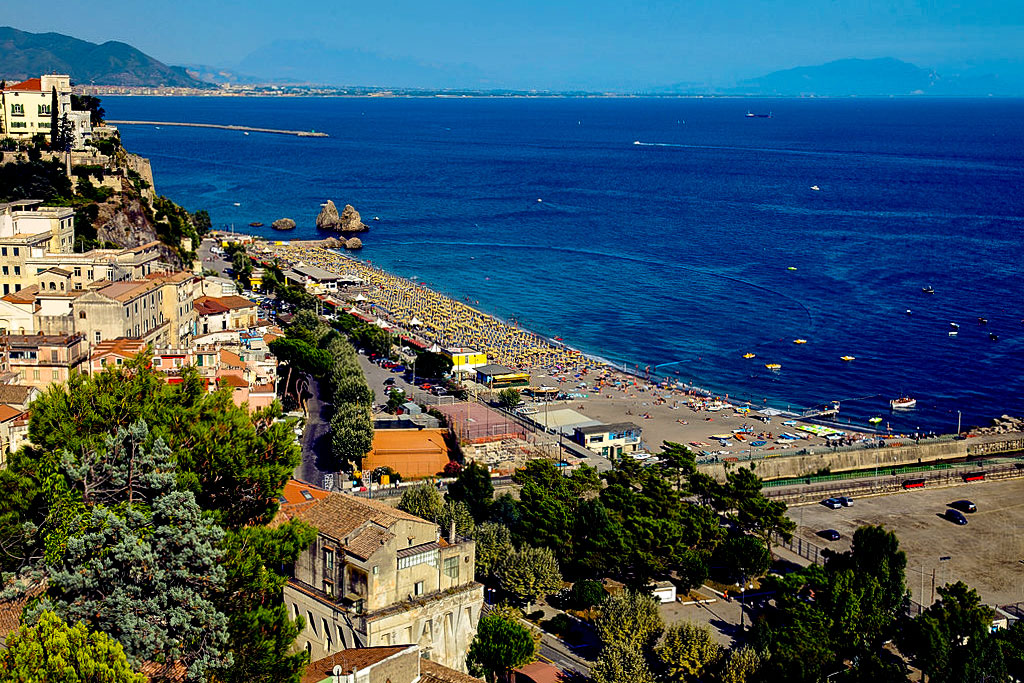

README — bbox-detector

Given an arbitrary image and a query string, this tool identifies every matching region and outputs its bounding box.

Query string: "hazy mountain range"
[2,27,1021,96]
[0,26,209,88]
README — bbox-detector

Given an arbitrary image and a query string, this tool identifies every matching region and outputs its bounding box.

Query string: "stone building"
[276,481,482,672]
[0,332,88,390]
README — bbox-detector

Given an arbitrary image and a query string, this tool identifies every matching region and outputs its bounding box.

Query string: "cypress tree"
[50,86,59,147]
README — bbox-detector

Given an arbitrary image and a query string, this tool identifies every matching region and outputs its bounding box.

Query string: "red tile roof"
[7,78,41,92]
[302,646,414,683]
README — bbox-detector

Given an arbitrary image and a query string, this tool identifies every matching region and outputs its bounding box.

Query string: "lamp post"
[957,410,962,435]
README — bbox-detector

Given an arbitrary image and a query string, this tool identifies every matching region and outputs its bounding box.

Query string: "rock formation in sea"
[316,200,368,232]
[344,237,363,250]
[271,218,296,230]
[321,237,342,248]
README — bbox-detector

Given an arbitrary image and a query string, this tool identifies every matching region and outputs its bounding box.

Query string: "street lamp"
[737,579,754,631]
[957,410,962,435]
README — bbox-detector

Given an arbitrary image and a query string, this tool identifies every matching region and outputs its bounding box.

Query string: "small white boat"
[950,322,959,329]
[810,185,820,191]
[633,140,641,145]
[890,397,917,410]
[243,132,249,136]
[537,198,543,203]
[949,331,958,337]
[233,202,241,206]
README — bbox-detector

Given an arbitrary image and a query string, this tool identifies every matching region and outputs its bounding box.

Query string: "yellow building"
[0,75,92,148]
[443,347,487,375]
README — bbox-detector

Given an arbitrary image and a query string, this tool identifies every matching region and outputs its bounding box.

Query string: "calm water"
[104,96,1024,431]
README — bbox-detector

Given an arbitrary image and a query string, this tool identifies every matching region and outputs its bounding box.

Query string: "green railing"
[763,458,1008,488]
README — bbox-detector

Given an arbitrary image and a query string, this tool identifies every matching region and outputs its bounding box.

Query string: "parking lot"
[789,477,1024,607]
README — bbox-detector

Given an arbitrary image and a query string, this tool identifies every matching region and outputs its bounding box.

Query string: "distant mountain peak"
[0,26,211,88]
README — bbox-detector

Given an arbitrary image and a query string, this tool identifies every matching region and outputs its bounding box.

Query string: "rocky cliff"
[315,200,368,232]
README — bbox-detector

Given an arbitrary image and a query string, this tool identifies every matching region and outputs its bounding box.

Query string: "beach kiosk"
[444,347,488,376]
[573,422,644,457]
[475,364,530,389]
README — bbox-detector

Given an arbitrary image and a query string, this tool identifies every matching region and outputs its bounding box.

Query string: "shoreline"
[251,240,963,458]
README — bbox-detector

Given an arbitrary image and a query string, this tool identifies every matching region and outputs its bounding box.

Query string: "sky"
[8,0,1024,89]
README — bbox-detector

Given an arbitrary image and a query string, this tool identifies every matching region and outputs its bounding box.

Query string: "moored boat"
[742,353,756,359]
[794,339,808,344]
[890,397,917,410]
[840,355,855,362]
[765,363,781,370]
[922,285,934,294]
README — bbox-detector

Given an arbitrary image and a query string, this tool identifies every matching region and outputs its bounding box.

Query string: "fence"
[775,534,827,565]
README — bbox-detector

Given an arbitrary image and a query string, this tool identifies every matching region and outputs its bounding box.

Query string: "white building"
[1,75,92,149]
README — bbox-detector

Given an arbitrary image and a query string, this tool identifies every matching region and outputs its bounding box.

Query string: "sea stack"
[316,200,368,232]
[344,237,363,250]
[271,217,296,230]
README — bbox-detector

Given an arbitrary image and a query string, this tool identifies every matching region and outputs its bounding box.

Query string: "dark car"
[944,508,968,525]
[818,529,841,541]
[391,365,406,373]
[837,496,854,507]
[949,500,977,513]
[382,378,396,386]
[822,498,842,510]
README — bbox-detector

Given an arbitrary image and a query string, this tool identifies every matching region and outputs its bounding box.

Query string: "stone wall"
[698,432,1024,481]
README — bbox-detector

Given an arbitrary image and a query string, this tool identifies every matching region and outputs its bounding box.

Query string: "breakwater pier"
[107,120,328,137]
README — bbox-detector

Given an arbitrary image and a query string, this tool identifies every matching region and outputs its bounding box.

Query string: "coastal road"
[295,376,338,489]
[537,635,592,679]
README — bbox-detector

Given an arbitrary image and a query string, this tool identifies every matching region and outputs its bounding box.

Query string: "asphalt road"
[295,376,338,489]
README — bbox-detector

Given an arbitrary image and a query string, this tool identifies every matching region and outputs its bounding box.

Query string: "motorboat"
[891,397,917,410]
[978,317,988,325]
[922,286,934,294]
[765,363,782,370]
[794,339,808,344]
[868,417,883,424]
[840,356,856,362]
[906,309,912,315]
[990,332,999,341]
[742,353,756,359]
[949,331,958,337]
[810,185,820,191]
[787,266,798,271]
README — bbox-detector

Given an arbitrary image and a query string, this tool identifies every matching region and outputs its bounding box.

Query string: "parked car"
[837,496,854,507]
[822,498,843,510]
[382,378,396,386]
[944,508,968,525]
[391,365,406,373]
[949,500,977,513]
[818,529,841,541]
[431,387,447,396]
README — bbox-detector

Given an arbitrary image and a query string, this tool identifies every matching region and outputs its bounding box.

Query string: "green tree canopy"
[656,622,723,683]
[591,641,658,683]
[466,607,536,683]
[397,483,444,522]
[473,522,514,582]
[39,422,231,681]
[446,461,495,522]
[0,610,145,683]
[24,356,299,530]
[496,545,563,610]
[596,589,664,652]
[497,388,521,410]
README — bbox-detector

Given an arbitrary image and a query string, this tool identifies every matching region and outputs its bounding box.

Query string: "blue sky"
[10,0,1024,89]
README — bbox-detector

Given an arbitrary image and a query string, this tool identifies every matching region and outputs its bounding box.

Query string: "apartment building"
[0,200,75,296]
[194,295,259,334]
[146,271,199,345]
[277,481,482,672]
[0,333,88,391]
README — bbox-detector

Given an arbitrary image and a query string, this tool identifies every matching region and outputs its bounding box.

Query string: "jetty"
[106,120,328,137]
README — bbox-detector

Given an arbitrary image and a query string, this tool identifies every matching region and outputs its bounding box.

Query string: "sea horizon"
[104,95,1024,432]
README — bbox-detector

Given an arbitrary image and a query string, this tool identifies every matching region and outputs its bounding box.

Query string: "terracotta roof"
[145,270,194,284]
[7,78,42,92]
[283,490,430,550]
[513,661,564,683]
[250,383,275,394]
[91,338,148,360]
[41,267,72,277]
[0,385,35,406]
[421,659,485,683]
[217,374,248,388]
[302,646,414,683]
[215,295,258,311]
[345,525,395,560]
[1,285,39,304]
[0,405,25,423]
[2,333,83,348]
[219,349,244,368]
[98,280,160,303]
[0,580,46,643]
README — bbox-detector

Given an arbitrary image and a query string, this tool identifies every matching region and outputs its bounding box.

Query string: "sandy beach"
[259,242,888,461]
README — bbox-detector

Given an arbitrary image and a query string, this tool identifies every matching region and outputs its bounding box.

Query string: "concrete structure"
[363,429,451,480]
[1,333,88,390]
[0,75,92,148]
[25,241,165,290]
[147,271,199,345]
[573,422,643,457]
[60,279,170,346]
[277,480,482,671]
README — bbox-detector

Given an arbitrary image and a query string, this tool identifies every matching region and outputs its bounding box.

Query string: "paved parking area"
[789,477,1024,607]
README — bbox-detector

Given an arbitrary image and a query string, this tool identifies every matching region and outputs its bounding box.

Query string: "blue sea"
[103,96,1024,432]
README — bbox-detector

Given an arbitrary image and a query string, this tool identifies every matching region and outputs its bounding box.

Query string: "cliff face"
[93,192,185,268]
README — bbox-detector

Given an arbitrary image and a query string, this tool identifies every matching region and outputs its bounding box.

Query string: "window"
[2,267,7,275]
[324,548,334,571]
[397,549,438,570]
[323,580,334,597]
[414,581,424,596]
[79,311,86,319]
[372,565,379,575]
[38,104,50,116]
[10,104,24,116]
[13,266,19,275]
[306,612,317,635]
[1,248,6,256]
[12,249,18,257]
[52,370,59,382]
[95,331,101,343]
[443,556,459,580]
[50,350,58,362]
[33,369,40,381]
